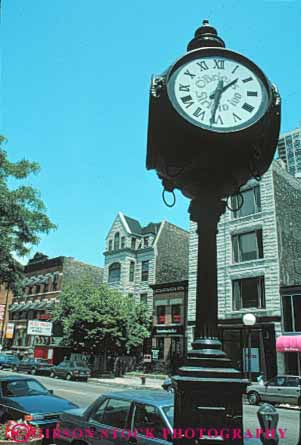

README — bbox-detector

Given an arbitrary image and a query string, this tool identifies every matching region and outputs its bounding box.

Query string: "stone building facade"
[9,253,103,360]
[187,160,301,378]
[103,212,189,359]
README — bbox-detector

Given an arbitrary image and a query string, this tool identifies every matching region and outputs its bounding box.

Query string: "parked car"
[247,375,301,405]
[0,374,78,443]
[50,360,91,381]
[58,390,174,444]
[15,358,53,375]
[0,353,20,370]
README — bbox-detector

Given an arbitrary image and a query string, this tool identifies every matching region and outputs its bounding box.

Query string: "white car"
[247,375,301,405]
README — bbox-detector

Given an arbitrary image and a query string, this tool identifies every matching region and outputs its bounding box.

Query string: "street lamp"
[242,313,256,381]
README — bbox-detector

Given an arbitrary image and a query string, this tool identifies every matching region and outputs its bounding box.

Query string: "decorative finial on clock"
[187,20,225,51]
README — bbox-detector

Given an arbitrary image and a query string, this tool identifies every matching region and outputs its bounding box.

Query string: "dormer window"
[121,237,125,248]
[114,232,120,250]
[144,237,149,247]
[108,240,113,251]
[131,238,136,249]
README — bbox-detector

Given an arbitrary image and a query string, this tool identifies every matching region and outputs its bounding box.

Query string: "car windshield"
[163,405,174,426]
[2,379,49,397]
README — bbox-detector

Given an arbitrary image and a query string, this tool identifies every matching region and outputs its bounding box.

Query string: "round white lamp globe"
[242,313,256,326]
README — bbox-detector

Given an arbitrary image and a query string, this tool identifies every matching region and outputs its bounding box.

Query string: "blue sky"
[2,0,300,267]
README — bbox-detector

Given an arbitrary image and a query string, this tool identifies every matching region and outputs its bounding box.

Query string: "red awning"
[276,336,301,352]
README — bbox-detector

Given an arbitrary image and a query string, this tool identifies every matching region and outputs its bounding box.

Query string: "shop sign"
[154,325,184,336]
[5,322,14,339]
[0,304,5,321]
[243,348,260,372]
[152,349,160,360]
[27,320,52,336]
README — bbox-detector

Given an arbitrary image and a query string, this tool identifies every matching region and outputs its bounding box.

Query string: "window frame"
[282,294,301,333]
[231,186,261,219]
[129,261,135,282]
[141,260,149,282]
[232,229,263,263]
[232,276,265,311]
[108,262,121,283]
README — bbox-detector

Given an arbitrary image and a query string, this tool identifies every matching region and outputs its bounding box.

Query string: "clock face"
[167,54,269,133]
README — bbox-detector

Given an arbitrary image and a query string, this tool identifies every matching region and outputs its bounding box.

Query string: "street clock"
[146,21,281,200]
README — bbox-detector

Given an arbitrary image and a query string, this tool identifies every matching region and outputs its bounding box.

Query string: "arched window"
[108,263,121,282]
[114,232,120,250]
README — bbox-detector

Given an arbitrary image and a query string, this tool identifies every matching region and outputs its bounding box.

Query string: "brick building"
[0,283,14,345]
[9,253,103,360]
[103,212,189,360]
[187,160,301,378]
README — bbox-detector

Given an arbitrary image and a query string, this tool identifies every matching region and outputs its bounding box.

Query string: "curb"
[88,378,162,390]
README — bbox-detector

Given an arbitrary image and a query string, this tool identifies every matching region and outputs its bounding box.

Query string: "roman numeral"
[179,84,190,92]
[216,114,224,125]
[232,65,239,74]
[233,113,242,122]
[197,61,209,71]
[247,91,258,96]
[242,102,254,113]
[184,70,196,79]
[213,59,225,69]
[193,107,205,119]
[242,77,253,83]
[181,95,194,108]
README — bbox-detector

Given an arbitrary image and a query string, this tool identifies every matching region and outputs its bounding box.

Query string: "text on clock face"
[173,56,266,130]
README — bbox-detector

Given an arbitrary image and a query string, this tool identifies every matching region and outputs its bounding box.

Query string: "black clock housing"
[146,44,281,200]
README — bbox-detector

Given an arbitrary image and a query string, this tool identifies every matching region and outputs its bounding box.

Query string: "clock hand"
[209,78,238,99]
[210,80,224,125]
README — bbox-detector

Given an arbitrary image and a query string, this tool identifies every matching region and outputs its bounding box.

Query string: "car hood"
[7,394,78,414]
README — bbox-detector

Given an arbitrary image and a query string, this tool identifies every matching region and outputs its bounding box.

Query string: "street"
[1,371,299,445]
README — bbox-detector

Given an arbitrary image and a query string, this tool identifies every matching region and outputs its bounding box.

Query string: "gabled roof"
[123,214,161,236]
[123,215,142,235]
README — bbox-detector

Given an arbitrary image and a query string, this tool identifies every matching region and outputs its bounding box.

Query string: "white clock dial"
[168,55,269,132]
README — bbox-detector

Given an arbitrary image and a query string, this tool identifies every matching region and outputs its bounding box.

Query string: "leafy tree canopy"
[53,280,152,355]
[0,136,56,292]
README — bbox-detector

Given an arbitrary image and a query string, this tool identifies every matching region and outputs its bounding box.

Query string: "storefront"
[151,280,188,364]
[276,335,301,375]
[219,320,277,380]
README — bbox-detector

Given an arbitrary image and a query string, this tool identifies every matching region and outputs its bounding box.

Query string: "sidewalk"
[89,374,166,389]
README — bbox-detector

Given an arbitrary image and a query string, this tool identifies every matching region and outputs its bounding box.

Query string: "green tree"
[53,280,151,367]
[0,136,56,292]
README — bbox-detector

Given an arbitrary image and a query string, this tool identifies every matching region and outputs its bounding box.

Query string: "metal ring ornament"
[162,189,176,208]
[226,191,244,212]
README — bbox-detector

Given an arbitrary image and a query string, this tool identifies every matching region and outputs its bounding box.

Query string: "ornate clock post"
[146,21,281,445]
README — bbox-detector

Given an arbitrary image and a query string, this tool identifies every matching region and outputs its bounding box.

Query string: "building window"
[108,263,121,282]
[232,230,263,263]
[140,293,147,305]
[141,261,149,282]
[144,237,149,247]
[131,238,136,249]
[172,305,182,324]
[129,261,135,282]
[282,294,301,332]
[114,232,120,250]
[231,186,261,219]
[232,276,265,310]
[157,306,166,324]
[35,285,40,294]
[108,240,113,251]
[121,237,125,248]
